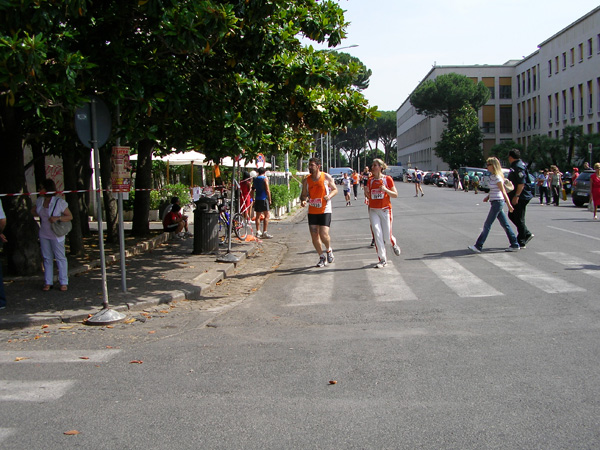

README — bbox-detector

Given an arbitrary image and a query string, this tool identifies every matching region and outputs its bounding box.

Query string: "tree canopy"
[409,72,489,124]
[0,0,376,274]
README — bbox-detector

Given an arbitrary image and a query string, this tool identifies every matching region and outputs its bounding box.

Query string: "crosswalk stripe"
[538,252,600,279]
[0,380,75,402]
[423,258,503,298]
[365,261,418,301]
[0,350,121,364]
[286,266,335,306]
[481,254,586,293]
[0,428,15,444]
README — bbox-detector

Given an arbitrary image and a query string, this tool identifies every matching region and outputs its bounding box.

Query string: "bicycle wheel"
[232,213,248,240]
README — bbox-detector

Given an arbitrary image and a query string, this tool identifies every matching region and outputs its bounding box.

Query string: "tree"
[434,105,484,169]
[410,73,490,125]
[561,126,583,168]
[367,111,397,164]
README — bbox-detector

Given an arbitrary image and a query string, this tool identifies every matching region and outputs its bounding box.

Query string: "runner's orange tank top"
[306,172,329,214]
[368,176,393,210]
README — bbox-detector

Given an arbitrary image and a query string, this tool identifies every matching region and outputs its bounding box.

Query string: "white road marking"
[0,350,121,364]
[423,258,503,298]
[0,428,16,445]
[538,252,600,279]
[365,261,418,301]
[286,267,335,306]
[547,226,600,242]
[481,253,586,293]
[0,380,75,402]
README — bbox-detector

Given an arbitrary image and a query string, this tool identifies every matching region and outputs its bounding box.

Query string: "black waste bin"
[193,197,219,254]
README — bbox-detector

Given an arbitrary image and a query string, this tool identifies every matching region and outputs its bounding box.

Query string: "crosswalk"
[281,242,598,306]
[0,349,121,445]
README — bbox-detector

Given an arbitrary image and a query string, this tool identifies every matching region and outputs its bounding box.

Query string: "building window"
[555,93,559,122]
[482,105,495,133]
[533,67,537,91]
[562,90,567,118]
[579,84,584,117]
[562,52,567,70]
[548,95,552,122]
[499,78,512,99]
[570,87,575,118]
[516,75,521,96]
[588,80,593,114]
[548,60,552,76]
[570,48,575,66]
[555,56,559,73]
[579,43,584,62]
[588,38,593,57]
[499,106,512,133]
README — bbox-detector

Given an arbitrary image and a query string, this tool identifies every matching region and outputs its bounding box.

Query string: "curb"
[0,241,259,329]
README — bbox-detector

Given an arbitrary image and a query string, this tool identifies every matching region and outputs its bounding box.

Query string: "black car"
[572,170,594,206]
[423,172,434,185]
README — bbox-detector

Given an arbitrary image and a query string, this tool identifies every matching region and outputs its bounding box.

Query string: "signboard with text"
[111,146,132,193]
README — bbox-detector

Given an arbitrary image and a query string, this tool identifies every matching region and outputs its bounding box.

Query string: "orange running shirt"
[306,172,331,214]
[368,176,393,210]
[352,173,359,185]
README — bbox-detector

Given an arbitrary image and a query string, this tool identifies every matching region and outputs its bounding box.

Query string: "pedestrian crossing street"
[0,349,121,445]
[284,240,599,306]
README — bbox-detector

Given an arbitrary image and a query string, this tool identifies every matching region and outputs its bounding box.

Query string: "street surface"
[1,181,600,449]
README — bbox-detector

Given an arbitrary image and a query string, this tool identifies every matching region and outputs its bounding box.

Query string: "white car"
[479,168,510,192]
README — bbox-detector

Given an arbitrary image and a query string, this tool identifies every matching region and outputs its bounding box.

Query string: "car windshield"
[577,173,591,182]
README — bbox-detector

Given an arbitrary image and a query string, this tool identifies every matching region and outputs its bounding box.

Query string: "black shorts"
[165,224,179,232]
[308,213,332,227]
[254,199,270,212]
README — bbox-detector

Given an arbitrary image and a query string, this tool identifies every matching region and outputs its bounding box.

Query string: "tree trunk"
[30,140,47,189]
[0,104,42,275]
[131,139,155,237]
[63,140,84,255]
[99,146,118,243]
[74,145,92,237]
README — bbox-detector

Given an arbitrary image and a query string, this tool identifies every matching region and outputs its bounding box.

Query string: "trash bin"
[193,197,219,254]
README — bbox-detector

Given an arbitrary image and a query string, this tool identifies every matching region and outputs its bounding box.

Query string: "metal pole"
[115,103,127,292]
[91,99,110,308]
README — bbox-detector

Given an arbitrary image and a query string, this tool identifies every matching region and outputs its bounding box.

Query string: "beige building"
[397,6,600,171]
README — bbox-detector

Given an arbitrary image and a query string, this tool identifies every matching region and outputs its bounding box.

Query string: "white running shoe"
[316,255,327,268]
[375,261,387,269]
[262,232,273,239]
[505,246,520,252]
[393,245,401,256]
[326,250,334,264]
[256,231,262,238]
[468,245,482,253]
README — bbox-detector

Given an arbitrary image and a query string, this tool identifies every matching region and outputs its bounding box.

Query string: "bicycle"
[217,198,248,241]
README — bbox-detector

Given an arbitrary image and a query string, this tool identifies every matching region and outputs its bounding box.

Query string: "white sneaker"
[256,231,262,238]
[262,232,273,239]
[375,261,387,269]
[393,245,401,256]
[326,250,334,264]
[505,246,520,252]
[468,245,482,253]
[316,255,327,268]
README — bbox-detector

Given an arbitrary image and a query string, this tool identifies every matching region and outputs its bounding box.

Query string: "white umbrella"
[130,151,206,185]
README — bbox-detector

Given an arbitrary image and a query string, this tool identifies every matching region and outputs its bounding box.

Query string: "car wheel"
[572,199,585,207]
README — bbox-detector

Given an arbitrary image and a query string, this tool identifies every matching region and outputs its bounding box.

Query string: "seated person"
[162,204,187,238]
[162,196,191,236]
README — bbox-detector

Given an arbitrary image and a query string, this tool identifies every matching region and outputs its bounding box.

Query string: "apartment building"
[397,6,600,171]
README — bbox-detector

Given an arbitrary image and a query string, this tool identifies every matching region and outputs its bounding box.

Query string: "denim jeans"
[475,200,519,249]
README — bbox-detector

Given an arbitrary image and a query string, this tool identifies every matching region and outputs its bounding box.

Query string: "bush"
[269,179,302,209]
[123,183,192,211]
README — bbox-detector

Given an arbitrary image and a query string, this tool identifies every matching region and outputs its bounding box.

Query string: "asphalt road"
[1,181,599,449]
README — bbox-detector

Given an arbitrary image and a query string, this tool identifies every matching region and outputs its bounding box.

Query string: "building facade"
[397,6,600,171]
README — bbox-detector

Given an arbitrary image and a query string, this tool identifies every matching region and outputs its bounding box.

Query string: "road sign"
[74,97,111,148]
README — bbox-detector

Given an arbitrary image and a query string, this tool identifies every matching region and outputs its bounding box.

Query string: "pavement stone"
[0,208,301,329]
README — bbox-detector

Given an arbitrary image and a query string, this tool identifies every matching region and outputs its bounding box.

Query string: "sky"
[315,0,600,112]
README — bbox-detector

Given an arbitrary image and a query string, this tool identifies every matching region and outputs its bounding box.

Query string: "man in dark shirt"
[507,149,534,248]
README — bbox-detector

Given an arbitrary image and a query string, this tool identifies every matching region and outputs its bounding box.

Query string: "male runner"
[300,157,338,267]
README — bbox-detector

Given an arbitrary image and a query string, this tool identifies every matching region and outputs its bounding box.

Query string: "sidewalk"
[0,210,299,329]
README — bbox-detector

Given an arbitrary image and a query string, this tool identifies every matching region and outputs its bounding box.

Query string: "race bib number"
[371,189,384,200]
[309,198,322,208]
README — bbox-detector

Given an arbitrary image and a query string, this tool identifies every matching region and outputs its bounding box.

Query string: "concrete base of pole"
[85,308,127,326]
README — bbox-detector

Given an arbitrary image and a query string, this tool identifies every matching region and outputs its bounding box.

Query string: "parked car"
[332,174,344,185]
[479,168,510,193]
[571,170,594,206]
[423,172,434,185]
